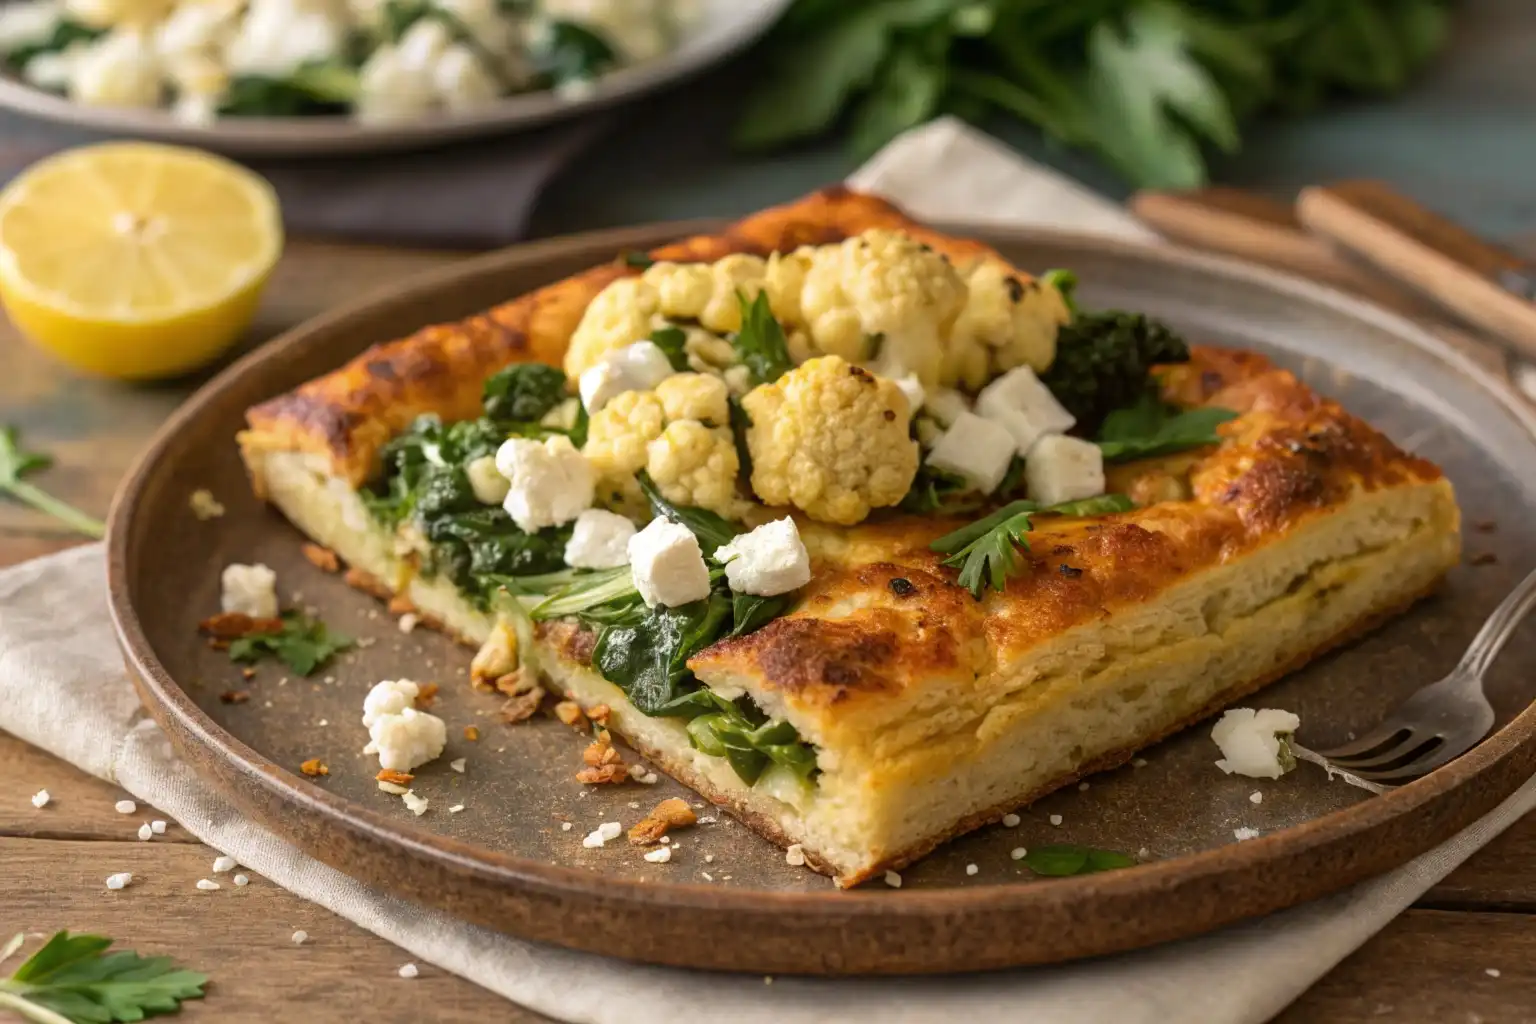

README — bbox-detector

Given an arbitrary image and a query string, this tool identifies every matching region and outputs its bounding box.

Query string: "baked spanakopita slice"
[239,188,1461,886]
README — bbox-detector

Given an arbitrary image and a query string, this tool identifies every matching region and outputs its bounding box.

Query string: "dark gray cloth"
[0,111,609,248]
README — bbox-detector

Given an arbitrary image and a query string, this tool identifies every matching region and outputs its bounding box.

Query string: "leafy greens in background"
[736,0,1452,188]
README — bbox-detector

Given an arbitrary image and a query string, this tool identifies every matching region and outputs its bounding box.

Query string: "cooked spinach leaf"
[731,591,796,638]
[593,592,731,714]
[481,362,569,424]
[4,19,103,72]
[1021,844,1136,877]
[1097,391,1238,462]
[649,325,692,372]
[636,470,741,554]
[533,18,618,84]
[219,63,358,116]
[656,688,818,784]
[731,291,794,386]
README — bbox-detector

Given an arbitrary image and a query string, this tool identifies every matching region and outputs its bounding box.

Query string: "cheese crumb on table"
[883,871,902,889]
[195,879,221,891]
[1002,812,1020,827]
[402,791,430,816]
[189,489,225,520]
[292,931,308,945]
[151,820,167,834]
[398,963,419,979]
[449,805,465,814]
[115,800,136,814]
[1486,968,1501,978]
[212,856,237,873]
[1250,791,1263,805]
[137,823,152,841]
[1010,848,1027,861]
[397,613,420,634]
[560,822,573,831]
[1212,708,1301,779]
[362,680,447,773]
[643,846,672,864]
[104,872,132,890]
[965,863,979,876]
[233,874,250,887]
[220,563,278,619]
[30,789,48,808]
[784,844,806,867]
[450,758,466,773]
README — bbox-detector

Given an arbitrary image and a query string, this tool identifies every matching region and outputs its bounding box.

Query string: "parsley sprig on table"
[0,426,106,540]
[0,930,206,1023]
[228,612,353,676]
[931,494,1136,600]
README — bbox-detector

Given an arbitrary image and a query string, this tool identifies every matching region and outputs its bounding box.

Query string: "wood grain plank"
[0,836,544,1023]
[1278,909,1536,1023]
[1422,812,1536,913]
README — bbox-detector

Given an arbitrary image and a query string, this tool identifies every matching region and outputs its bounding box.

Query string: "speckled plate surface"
[0,0,789,157]
[107,222,1536,975]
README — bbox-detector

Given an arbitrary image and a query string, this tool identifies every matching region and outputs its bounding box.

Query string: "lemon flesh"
[0,142,283,380]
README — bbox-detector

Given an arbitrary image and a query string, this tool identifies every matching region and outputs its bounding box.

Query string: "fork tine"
[1340,738,1473,782]
[1316,723,1413,761]
[1325,731,1440,770]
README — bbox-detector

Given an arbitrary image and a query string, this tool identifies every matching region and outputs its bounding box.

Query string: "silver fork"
[1316,565,1536,783]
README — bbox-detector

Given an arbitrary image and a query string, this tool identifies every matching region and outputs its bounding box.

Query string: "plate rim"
[106,220,1536,974]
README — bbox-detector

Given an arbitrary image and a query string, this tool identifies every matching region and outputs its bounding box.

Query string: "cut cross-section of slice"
[0,142,283,380]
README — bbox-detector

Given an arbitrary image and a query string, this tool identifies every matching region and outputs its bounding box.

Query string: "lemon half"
[0,142,283,380]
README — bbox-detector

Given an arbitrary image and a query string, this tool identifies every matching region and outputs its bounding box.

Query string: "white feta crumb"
[233,874,250,887]
[702,871,714,881]
[398,962,419,979]
[713,518,811,597]
[195,879,221,891]
[363,680,447,772]
[397,613,420,634]
[560,822,573,831]
[627,764,648,781]
[220,563,279,619]
[496,435,594,533]
[1136,847,1152,862]
[699,816,717,824]
[598,821,622,841]
[317,719,328,727]
[1049,814,1063,826]
[450,758,466,773]
[582,827,610,849]
[965,863,979,876]
[704,854,714,864]
[104,872,132,890]
[883,871,902,889]
[579,341,676,413]
[629,517,710,608]
[784,844,806,866]
[638,772,658,785]
[212,856,237,873]
[1250,791,1263,805]
[1024,434,1105,506]
[189,489,225,520]
[644,846,672,864]
[378,781,409,795]
[449,804,465,814]
[1212,708,1301,779]
[1002,813,1021,827]
[1010,847,1027,860]
[925,411,1015,493]
[564,508,638,570]
[1486,968,1501,978]
[628,801,641,809]
[115,799,136,814]
[292,930,308,945]
[137,823,152,841]
[976,365,1077,453]
[402,791,430,816]
[1077,782,1090,791]
[30,789,48,808]
[1233,827,1261,842]
[1132,758,1148,768]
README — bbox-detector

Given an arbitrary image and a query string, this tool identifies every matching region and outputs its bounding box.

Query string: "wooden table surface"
[4,239,1536,1022]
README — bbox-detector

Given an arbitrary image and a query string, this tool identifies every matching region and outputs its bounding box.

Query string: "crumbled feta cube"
[1048,814,1063,826]
[892,374,925,414]
[1010,847,1026,860]
[115,799,136,814]
[1002,813,1020,827]
[628,517,710,608]
[976,365,1076,454]
[579,341,676,414]
[925,411,1015,493]
[292,930,308,944]
[212,855,237,873]
[784,844,805,867]
[495,435,594,532]
[965,863,979,876]
[598,821,622,841]
[402,791,429,816]
[449,758,466,774]
[137,823,152,841]
[1024,434,1105,506]
[564,508,637,569]
[362,679,420,730]
[582,822,619,848]
[233,874,250,887]
[1233,827,1261,842]
[104,871,133,890]
[31,789,49,808]
[398,962,419,979]
[150,819,166,834]
[220,563,278,619]
[371,708,447,773]
[644,846,672,864]
[465,454,510,505]
[923,387,969,427]
[448,804,465,814]
[714,517,811,597]
[195,879,220,891]
[883,871,902,889]
[1211,708,1301,780]
[1250,791,1263,805]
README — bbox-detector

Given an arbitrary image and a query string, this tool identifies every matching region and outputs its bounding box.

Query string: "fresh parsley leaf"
[621,250,655,270]
[0,929,206,1023]
[530,565,646,624]
[1040,268,1079,316]
[593,592,731,714]
[1097,391,1238,462]
[648,326,692,372]
[228,612,353,676]
[1021,844,1136,877]
[899,464,973,515]
[930,494,1135,600]
[730,292,794,387]
[481,362,568,424]
[0,425,105,539]
[636,471,741,554]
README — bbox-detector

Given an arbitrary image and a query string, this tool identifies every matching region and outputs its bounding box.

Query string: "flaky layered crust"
[239,188,1013,488]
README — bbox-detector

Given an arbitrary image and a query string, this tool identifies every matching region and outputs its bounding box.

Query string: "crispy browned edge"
[238,186,1007,489]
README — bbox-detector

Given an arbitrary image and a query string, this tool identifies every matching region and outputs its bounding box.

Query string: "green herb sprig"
[931,494,1136,600]
[1096,391,1238,463]
[0,426,105,539]
[1021,844,1136,877]
[730,292,794,387]
[0,930,206,1024]
[228,612,353,676]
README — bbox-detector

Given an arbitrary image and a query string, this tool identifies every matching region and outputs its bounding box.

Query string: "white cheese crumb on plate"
[1010,848,1027,861]
[450,758,466,773]
[644,846,672,864]
[784,844,806,866]
[1002,813,1020,827]
[1048,814,1063,826]
[1234,827,1261,842]
[883,871,902,889]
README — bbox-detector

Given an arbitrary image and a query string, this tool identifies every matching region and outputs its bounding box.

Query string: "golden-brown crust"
[239,187,1012,487]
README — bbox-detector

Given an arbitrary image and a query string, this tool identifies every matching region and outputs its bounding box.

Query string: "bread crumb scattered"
[301,543,341,573]
[499,686,546,725]
[554,701,588,729]
[220,690,251,705]
[189,489,226,520]
[301,758,329,777]
[463,725,480,742]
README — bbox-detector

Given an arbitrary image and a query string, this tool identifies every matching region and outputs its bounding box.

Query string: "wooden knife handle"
[1297,181,1536,361]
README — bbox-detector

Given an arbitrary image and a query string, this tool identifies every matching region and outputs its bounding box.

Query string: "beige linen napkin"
[3,118,1533,1023]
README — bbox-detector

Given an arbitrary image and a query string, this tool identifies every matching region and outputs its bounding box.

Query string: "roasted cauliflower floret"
[583,374,745,518]
[742,356,918,525]
[798,230,967,387]
[643,254,768,334]
[947,259,1068,389]
[565,276,661,377]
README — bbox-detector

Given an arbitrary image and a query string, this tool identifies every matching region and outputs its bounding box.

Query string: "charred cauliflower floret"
[798,230,967,386]
[947,259,1069,389]
[742,355,918,525]
[643,254,768,334]
[583,373,746,518]
[564,277,661,377]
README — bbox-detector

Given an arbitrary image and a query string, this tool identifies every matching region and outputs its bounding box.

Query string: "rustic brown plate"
[106,222,1536,976]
